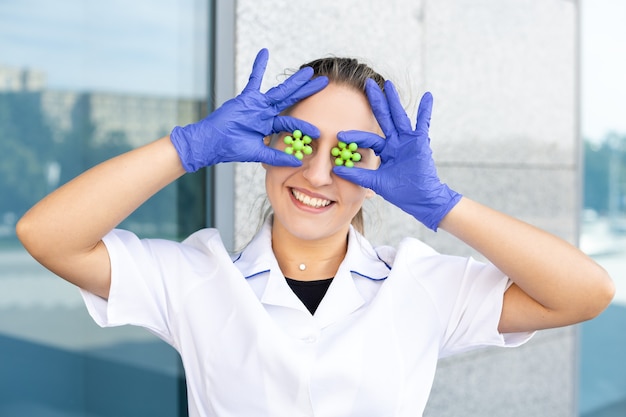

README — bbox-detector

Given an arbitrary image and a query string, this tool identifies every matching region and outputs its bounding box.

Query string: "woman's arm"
[438,197,615,333]
[16,137,185,299]
[17,48,328,300]
[334,81,614,333]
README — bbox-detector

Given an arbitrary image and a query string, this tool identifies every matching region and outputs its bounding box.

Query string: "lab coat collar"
[232,217,390,327]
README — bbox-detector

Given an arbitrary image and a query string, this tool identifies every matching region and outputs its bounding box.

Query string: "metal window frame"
[206,0,236,250]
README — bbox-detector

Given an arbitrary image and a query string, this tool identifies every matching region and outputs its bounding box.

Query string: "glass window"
[579,1,626,416]
[0,1,210,415]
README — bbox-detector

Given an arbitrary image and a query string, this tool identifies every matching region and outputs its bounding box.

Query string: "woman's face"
[264,82,380,242]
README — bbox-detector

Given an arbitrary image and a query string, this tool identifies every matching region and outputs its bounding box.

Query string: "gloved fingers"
[383,80,413,133]
[273,116,321,138]
[254,145,303,167]
[337,130,386,155]
[242,48,269,94]
[265,66,316,104]
[332,165,379,190]
[415,92,433,137]
[273,76,329,111]
[365,79,397,141]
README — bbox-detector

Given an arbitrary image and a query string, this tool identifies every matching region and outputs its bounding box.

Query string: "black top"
[285,277,334,315]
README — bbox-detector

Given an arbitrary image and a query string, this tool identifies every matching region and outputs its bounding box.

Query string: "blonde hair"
[300,57,386,91]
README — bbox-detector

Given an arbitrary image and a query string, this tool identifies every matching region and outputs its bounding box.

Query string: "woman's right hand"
[333,79,462,231]
[170,48,329,172]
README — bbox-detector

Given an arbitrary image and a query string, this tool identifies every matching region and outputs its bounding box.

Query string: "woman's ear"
[364,188,376,199]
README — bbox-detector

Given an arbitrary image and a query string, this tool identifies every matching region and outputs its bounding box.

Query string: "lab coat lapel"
[313,226,390,328]
[232,219,309,313]
[313,264,365,328]
[260,268,309,312]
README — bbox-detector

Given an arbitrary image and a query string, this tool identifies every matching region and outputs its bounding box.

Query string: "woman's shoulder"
[105,227,229,265]
[180,227,230,257]
[371,235,440,267]
[182,227,223,245]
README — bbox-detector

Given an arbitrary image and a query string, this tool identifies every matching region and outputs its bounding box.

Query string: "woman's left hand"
[333,79,462,231]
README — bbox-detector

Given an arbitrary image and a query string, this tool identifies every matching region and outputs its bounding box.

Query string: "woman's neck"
[271,221,349,281]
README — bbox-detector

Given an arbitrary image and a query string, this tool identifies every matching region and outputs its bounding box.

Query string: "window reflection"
[0,1,208,415]
[579,1,626,412]
[579,134,626,417]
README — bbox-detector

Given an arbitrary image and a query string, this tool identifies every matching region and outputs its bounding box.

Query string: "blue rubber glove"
[333,79,462,231]
[170,48,328,172]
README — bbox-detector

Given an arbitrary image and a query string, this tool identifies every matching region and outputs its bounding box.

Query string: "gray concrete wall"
[231,0,580,415]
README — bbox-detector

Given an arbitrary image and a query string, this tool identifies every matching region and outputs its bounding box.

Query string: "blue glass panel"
[579,2,626,415]
[0,1,209,415]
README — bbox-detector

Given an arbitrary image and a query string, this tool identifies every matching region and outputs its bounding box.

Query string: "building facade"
[227,1,580,416]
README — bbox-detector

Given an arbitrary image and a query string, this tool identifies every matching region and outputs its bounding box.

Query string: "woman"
[17,48,614,416]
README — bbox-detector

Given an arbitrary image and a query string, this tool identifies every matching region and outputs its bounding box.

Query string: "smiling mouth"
[291,189,333,209]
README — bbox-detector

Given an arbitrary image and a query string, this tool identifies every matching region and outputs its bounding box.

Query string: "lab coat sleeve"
[79,229,194,346]
[397,239,534,358]
[433,256,534,357]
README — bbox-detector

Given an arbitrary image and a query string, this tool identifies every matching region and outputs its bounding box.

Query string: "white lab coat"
[81,218,532,417]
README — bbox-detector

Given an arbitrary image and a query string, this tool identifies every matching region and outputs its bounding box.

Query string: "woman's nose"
[302,147,333,187]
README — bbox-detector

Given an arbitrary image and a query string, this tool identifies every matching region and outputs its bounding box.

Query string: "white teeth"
[292,189,332,208]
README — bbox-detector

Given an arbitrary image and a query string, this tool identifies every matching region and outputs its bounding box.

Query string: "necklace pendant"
[299,263,306,271]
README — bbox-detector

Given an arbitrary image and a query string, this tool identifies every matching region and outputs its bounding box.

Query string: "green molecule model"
[284,130,313,160]
[331,141,361,167]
